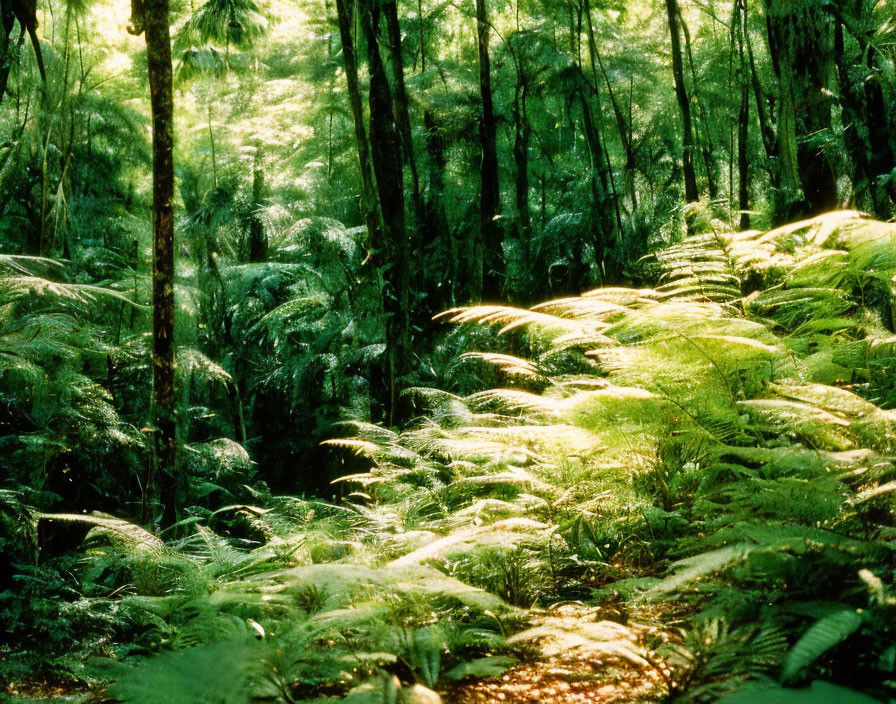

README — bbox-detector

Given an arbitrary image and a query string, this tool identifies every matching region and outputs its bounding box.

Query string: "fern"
[106,639,257,704]
[781,609,868,682]
[719,680,881,704]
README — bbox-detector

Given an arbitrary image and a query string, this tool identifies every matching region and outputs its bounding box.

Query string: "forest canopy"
[1,0,896,702]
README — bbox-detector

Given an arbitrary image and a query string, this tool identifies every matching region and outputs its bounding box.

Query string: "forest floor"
[443,657,664,703]
[4,663,665,704]
[441,602,670,704]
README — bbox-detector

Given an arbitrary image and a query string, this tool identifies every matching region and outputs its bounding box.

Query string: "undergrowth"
[4,211,896,703]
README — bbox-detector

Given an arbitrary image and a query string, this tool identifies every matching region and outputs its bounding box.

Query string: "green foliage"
[106,639,257,704]
[328,212,896,701]
[718,681,881,704]
[4,0,896,697]
[781,609,868,682]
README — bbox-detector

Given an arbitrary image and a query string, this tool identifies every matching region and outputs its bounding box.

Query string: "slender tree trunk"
[679,9,718,199]
[512,81,530,299]
[579,92,614,284]
[664,0,698,203]
[129,0,177,526]
[335,0,380,250]
[248,145,266,261]
[383,2,420,215]
[207,105,217,188]
[593,45,637,215]
[382,1,424,293]
[0,5,15,105]
[476,0,501,300]
[417,0,425,72]
[736,0,750,230]
[581,0,625,253]
[422,109,452,308]
[745,15,776,162]
[360,0,409,425]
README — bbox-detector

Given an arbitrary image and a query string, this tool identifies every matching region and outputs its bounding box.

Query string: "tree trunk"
[832,9,895,217]
[581,0,625,255]
[359,0,409,425]
[0,4,15,105]
[579,92,614,285]
[745,14,776,162]
[593,49,637,216]
[422,109,452,309]
[512,81,530,299]
[764,0,836,217]
[417,0,425,72]
[334,0,380,253]
[382,1,421,228]
[383,0,432,328]
[679,9,718,199]
[248,145,266,261]
[129,0,177,526]
[476,0,501,300]
[664,0,698,203]
[736,0,749,230]
[207,105,217,188]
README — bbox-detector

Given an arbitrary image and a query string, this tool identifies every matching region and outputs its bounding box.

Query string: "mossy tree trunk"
[764,0,836,217]
[129,0,177,526]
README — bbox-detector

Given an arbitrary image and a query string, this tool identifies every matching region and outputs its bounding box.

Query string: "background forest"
[1,0,896,701]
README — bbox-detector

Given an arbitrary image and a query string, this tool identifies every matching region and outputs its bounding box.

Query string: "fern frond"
[781,608,867,681]
[508,617,647,666]
[38,513,163,550]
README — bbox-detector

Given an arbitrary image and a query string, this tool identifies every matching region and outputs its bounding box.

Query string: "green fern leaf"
[719,680,880,704]
[781,608,868,681]
[649,544,754,595]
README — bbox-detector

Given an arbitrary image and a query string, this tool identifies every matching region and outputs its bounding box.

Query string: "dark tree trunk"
[383,0,435,330]
[736,0,750,230]
[0,4,15,105]
[763,1,801,212]
[476,0,501,300]
[335,0,380,252]
[422,109,452,310]
[359,0,409,425]
[382,1,421,228]
[765,0,837,217]
[579,92,614,285]
[583,0,634,231]
[594,52,637,217]
[664,0,699,203]
[129,0,177,526]
[832,10,895,217]
[679,9,718,199]
[512,81,530,298]
[248,145,266,261]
